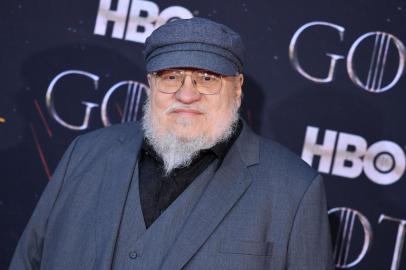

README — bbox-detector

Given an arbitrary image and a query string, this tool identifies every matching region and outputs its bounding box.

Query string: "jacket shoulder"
[65,122,142,169]
[257,137,319,189]
[77,122,142,145]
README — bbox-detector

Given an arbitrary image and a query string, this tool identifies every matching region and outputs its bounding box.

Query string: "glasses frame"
[148,69,224,95]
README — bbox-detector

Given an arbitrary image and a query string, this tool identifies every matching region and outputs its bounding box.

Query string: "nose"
[174,75,202,104]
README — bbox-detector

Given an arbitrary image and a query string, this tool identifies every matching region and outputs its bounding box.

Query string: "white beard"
[141,97,239,175]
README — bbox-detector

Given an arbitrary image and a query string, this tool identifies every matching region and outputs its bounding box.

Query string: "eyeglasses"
[148,69,223,95]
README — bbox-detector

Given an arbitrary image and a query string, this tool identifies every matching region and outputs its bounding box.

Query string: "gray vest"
[112,160,218,270]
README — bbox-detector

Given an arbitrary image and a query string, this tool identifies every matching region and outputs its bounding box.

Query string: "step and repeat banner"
[1,0,405,269]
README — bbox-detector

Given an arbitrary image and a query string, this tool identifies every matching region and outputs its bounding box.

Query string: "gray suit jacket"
[10,121,334,270]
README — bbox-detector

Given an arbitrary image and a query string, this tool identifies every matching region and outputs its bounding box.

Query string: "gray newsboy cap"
[143,17,245,76]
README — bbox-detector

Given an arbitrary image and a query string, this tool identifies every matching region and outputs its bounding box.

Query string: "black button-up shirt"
[139,121,242,228]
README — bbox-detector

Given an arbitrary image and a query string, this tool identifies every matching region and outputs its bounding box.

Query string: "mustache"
[163,103,208,114]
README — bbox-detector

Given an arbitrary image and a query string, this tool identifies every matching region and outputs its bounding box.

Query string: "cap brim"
[146,50,238,76]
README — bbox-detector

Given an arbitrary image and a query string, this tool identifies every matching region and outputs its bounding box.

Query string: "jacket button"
[129,251,138,259]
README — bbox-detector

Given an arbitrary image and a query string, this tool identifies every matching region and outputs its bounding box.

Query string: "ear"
[235,74,244,106]
[146,74,153,96]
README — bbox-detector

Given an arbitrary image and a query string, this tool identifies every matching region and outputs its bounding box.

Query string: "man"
[10,17,334,270]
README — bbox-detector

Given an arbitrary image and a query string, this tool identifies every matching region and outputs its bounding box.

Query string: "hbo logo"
[301,126,406,185]
[94,0,193,43]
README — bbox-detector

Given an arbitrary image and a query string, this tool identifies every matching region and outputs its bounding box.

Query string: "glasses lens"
[156,70,183,93]
[193,71,222,94]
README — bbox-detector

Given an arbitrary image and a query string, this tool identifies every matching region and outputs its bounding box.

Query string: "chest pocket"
[216,239,272,270]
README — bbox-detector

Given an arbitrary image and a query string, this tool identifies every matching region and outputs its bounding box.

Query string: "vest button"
[129,251,138,259]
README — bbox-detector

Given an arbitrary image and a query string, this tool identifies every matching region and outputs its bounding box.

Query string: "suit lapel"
[93,125,143,270]
[159,122,260,270]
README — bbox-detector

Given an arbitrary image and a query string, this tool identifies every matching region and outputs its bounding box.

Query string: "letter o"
[155,6,193,28]
[363,141,406,185]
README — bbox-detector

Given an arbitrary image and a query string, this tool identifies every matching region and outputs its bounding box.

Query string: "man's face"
[146,68,243,142]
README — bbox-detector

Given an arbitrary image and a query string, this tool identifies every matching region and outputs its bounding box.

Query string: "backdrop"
[1,0,406,269]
